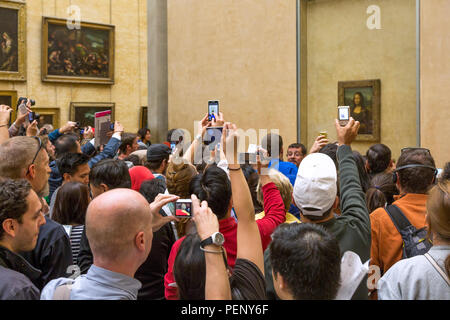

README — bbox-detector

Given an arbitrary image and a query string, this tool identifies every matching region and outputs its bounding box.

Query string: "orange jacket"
[370,193,429,274]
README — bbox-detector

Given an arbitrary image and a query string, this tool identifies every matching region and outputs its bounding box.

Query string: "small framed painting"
[338,79,381,142]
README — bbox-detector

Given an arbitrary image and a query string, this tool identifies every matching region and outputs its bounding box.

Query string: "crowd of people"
[0,100,448,301]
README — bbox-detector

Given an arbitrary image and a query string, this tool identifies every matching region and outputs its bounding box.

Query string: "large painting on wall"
[42,17,115,84]
[0,0,26,81]
[338,79,381,142]
[70,102,115,128]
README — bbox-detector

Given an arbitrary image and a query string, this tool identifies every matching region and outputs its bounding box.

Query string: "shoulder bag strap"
[424,253,450,286]
[385,205,412,233]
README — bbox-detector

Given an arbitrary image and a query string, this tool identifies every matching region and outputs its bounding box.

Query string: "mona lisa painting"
[338,79,380,142]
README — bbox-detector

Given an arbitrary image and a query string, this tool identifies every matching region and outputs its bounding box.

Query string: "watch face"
[213,232,225,246]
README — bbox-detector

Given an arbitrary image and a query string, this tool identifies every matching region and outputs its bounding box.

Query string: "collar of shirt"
[393,193,428,203]
[0,245,41,281]
[86,265,142,299]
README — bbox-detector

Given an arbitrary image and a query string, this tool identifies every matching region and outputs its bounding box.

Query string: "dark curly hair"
[269,223,341,300]
[0,179,33,240]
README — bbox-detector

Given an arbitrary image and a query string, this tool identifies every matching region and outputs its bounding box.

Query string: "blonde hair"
[426,180,450,277]
[166,161,197,198]
[257,168,292,211]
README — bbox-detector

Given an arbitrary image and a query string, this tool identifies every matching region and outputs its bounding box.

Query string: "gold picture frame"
[0,0,26,81]
[70,102,115,128]
[42,17,115,84]
[338,79,381,142]
[33,107,60,129]
[0,89,17,121]
[139,106,148,129]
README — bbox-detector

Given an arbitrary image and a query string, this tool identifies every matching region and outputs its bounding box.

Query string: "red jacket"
[164,182,285,299]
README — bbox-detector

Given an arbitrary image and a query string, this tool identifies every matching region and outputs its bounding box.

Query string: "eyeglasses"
[401,147,431,155]
[29,136,43,166]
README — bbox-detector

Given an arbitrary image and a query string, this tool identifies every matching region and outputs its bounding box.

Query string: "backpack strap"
[52,283,73,300]
[384,205,412,233]
[424,253,450,286]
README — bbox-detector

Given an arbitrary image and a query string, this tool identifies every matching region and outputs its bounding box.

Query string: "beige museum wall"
[306,0,417,162]
[420,0,450,169]
[167,0,298,150]
[0,0,148,133]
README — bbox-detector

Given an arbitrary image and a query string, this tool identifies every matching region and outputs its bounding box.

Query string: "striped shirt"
[63,225,84,265]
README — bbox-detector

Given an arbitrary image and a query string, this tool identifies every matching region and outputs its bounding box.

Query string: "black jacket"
[20,216,73,290]
[0,246,41,300]
[135,221,176,300]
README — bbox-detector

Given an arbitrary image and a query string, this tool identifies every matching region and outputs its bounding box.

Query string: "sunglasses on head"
[30,136,43,166]
[401,147,431,155]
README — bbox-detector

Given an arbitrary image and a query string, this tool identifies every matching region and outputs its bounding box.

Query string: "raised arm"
[183,114,210,164]
[223,123,264,274]
[87,121,123,168]
[335,118,370,229]
[0,105,12,144]
[192,194,231,300]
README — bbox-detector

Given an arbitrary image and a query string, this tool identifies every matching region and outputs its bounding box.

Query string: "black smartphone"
[208,100,219,121]
[175,199,193,218]
[28,112,36,122]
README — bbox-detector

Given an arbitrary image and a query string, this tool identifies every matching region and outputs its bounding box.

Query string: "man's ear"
[26,164,36,180]
[333,196,339,209]
[2,219,17,238]
[63,172,72,182]
[135,231,145,252]
[365,160,371,173]
[100,183,109,193]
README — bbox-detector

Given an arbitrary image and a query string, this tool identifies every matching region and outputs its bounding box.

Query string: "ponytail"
[366,186,386,213]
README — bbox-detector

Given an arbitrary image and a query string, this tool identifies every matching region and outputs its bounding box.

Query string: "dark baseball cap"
[147,144,171,161]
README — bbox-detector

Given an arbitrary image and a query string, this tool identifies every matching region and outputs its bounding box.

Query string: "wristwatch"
[200,232,225,248]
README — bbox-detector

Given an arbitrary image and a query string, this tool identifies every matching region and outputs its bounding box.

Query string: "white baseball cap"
[293,153,337,216]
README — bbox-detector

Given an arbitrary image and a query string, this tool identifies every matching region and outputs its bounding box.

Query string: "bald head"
[86,188,152,262]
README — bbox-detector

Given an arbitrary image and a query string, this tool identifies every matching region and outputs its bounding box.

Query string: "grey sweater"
[378,245,450,300]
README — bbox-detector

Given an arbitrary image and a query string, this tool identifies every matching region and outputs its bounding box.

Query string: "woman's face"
[145,130,151,141]
[353,93,361,105]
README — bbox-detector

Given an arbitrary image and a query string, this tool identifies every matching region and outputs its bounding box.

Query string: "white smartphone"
[338,106,350,126]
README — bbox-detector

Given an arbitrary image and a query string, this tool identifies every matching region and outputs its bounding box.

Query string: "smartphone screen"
[170,143,176,153]
[175,200,192,218]
[28,112,35,122]
[338,107,349,120]
[208,101,219,121]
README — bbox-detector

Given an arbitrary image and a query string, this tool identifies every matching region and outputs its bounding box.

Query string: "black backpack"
[385,205,433,259]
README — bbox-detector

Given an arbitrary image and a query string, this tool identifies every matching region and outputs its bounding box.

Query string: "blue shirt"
[268,159,298,186]
[40,264,142,300]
